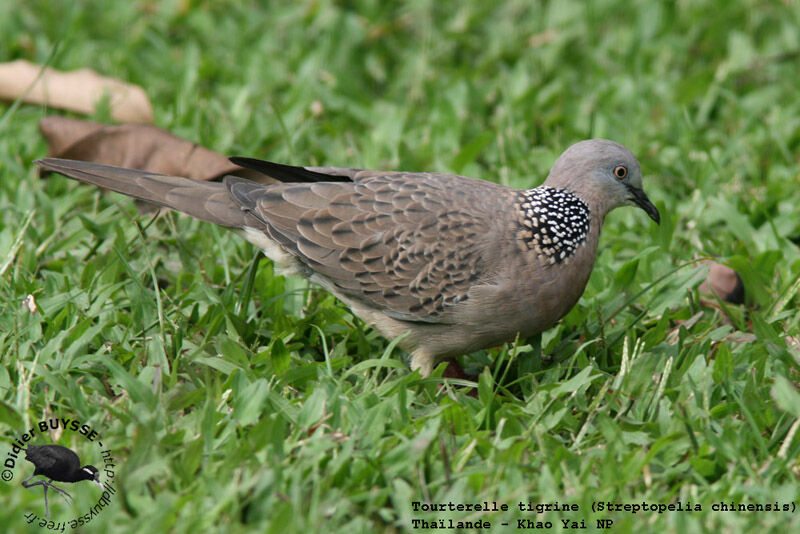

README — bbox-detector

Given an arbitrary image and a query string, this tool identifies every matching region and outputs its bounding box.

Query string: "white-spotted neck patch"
[517,187,590,264]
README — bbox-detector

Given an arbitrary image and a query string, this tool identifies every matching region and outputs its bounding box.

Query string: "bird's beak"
[94,479,103,489]
[628,186,660,224]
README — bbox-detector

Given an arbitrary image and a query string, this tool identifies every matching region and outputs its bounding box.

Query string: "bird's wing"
[27,445,78,470]
[227,171,511,323]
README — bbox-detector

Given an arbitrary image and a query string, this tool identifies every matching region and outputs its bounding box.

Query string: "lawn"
[1,0,799,532]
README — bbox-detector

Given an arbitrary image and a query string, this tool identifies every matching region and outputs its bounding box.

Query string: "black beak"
[628,186,660,224]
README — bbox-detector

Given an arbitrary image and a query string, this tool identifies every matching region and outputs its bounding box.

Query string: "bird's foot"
[439,358,478,397]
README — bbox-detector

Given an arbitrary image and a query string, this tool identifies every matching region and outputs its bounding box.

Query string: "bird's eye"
[613,165,628,180]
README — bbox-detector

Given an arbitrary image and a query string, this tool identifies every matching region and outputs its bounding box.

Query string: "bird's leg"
[21,478,73,518]
[411,352,476,394]
[409,350,435,377]
[440,357,469,380]
[22,479,52,518]
[41,480,74,519]
[44,480,73,504]
[43,483,49,518]
[439,357,479,397]
[21,478,49,491]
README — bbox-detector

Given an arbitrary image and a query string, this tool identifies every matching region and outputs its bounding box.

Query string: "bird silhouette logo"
[21,444,103,518]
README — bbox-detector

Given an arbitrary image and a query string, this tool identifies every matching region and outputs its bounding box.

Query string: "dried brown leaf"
[39,117,265,182]
[0,60,153,123]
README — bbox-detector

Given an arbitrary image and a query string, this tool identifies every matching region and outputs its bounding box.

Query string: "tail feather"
[36,158,251,228]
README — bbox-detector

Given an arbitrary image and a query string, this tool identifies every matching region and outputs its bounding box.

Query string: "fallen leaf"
[0,59,153,123]
[39,117,265,182]
[38,116,106,155]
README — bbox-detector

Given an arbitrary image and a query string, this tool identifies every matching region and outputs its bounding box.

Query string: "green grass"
[2,0,800,532]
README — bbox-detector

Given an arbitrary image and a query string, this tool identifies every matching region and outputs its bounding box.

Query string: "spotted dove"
[36,139,660,376]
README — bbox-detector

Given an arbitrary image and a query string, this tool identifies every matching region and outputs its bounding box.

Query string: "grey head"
[543,139,660,223]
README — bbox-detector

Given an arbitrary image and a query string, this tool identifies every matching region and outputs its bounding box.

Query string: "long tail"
[36,158,250,228]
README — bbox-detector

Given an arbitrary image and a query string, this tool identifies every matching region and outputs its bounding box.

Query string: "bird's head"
[544,139,660,224]
[81,465,103,488]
